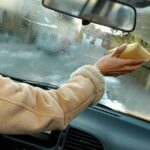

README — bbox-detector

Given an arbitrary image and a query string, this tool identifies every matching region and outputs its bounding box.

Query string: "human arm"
[0,65,104,134]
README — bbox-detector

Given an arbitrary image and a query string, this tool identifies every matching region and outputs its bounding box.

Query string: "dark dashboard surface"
[0,105,150,150]
[71,105,150,150]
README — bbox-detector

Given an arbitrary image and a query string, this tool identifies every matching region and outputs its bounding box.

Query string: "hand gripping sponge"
[108,43,150,60]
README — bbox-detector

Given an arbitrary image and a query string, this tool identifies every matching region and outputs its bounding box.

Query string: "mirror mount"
[82,19,91,26]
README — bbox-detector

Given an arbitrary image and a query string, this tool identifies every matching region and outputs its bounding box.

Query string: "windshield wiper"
[0,73,59,90]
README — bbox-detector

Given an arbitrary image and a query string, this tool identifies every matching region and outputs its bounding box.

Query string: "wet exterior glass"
[0,0,149,121]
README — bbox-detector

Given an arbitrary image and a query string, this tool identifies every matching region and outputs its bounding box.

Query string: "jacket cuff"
[70,65,105,105]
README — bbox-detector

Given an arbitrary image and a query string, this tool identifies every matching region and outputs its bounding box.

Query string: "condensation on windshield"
[0,0,149,121]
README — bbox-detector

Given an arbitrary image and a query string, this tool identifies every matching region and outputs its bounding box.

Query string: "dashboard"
[0,105,150,150]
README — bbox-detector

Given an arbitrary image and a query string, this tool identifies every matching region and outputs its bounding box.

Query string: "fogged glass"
[43,0,135,31]
[0,0,149,121]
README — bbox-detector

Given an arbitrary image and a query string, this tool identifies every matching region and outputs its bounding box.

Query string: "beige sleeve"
[0,65,104,134]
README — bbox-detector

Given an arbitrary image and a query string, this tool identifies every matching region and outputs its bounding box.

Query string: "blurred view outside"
[0,0,149,121]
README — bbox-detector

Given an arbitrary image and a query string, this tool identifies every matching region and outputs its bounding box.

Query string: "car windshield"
[0,0,149,121]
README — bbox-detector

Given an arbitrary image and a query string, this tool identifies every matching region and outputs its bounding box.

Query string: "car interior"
[0,0,149,150]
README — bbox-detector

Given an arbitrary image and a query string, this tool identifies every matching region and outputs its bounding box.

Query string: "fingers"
[123,59,145,66]
[107,70,132,77]
[112,44,127,57]
[121,63,143,72]
[109,62,143,77]
[109,63,142,76]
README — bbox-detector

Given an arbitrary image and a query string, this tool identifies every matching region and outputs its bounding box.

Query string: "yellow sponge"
[108,43,150,60]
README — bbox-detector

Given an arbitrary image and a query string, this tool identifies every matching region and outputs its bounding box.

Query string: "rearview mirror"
[42,0,136,32]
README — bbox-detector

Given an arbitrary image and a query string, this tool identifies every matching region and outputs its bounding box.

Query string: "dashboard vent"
[63,127,104,150]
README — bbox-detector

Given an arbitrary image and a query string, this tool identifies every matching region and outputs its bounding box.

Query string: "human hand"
[95,44,145,76]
